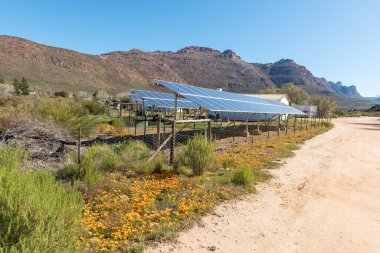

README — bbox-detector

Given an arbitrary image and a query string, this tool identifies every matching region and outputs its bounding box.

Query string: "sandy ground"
[147,117,380,253]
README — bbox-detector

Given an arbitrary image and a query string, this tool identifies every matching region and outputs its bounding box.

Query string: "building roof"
[243,94,288,101]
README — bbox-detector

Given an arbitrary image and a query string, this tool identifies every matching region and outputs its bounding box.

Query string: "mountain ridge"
[0,35,373,109]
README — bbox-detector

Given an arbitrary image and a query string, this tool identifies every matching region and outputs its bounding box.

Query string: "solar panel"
[128,94,143,102]
[131,89,192,103]
[155,80,305,115]
[128,91,199,109]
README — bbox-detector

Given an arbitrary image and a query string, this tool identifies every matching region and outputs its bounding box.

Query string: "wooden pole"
[300,117,303,131]
[207,121,212,142]
[156,118,161,150]
[294,116,297,133]
[170,121,176,165]
[233,120,236,142]
[77,127,81,166]
[251,114,255,143]
[257,113,260,132]
[246,114,249,138]
[277,114,281,137]
[174,95,178,120]
[266,113,270,140]
[285,115,289,135]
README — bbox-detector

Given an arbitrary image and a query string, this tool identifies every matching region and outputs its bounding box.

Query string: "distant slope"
[366,97,380,104]
[0,36,374,109]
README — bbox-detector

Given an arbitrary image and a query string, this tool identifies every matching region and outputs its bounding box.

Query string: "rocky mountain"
[0,36,373,109]
[328,81,362,98]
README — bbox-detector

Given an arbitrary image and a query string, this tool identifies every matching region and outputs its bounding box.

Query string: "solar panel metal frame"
[154,80,306,115]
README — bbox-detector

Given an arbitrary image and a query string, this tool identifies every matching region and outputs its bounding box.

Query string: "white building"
[291,104,318,118]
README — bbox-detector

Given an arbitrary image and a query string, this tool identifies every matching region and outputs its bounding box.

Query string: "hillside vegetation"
[0,36,374,109]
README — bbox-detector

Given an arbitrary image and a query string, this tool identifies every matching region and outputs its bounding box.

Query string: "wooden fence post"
[233,120,236,142]
[77,127,81,166]
[207,121,212,142]
[285,115,289,135]
[294,116,297,133]
[170,121,176,165]
[156,119,161,150]
[267,114,270,140]
[277,114,281,137]
[257,113,260,132]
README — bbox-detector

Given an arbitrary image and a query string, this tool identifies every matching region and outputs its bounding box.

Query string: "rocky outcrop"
[328,81,362,98]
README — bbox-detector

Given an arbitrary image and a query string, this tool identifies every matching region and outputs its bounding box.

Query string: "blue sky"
[1,0,379,96]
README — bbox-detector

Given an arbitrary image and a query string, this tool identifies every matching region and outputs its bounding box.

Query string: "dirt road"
[148,117,380,253]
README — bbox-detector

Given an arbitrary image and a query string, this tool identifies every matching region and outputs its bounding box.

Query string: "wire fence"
[69,114,331,166]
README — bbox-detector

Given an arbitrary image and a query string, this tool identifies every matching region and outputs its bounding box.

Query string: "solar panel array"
[155,80,305,115]
[129,89,200,109]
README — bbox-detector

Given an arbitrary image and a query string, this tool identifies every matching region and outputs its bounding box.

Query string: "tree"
[13,78,21,95]
[310,95,336,116]
[0,73,4,84]
[280,83,310,104]
[19,77,30,95]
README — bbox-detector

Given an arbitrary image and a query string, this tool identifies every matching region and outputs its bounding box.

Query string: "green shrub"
[82,100,106,115]
[253,129,262,135]
[54,90,69,97]
[111,118,126,128]
[321,122,334,128]
[222,158,235,169]
[78,145,122,185]
[178,135,216,176]
[171,159,191,175]
[120,140,151,161]
[152,155,165,173]
[0,145,83,252]
[136,161,155,175]
[231,166,253,187]
[62,141,153,186]
[56,163,80,182]
[30,96,102,136]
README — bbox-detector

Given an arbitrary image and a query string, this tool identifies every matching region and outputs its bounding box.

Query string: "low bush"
[322,122,334,128]
[231,166,253,187]
[120,140,151,161]
[31,96,104,136]
[0,145,83,252]
[253,129,262,135]
[152,155,165,173]
[222,158,235,169]
[59,140,153,185]
[82,100,106,115]
[177,135,217,176]
[110,118,126,127]
[53,90,69,97]
[172,159,192,176]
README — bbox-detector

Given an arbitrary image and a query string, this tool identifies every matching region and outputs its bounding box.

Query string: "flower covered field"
[76,125,332,252]
[219,126,331,170]
[77,173,217,252]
